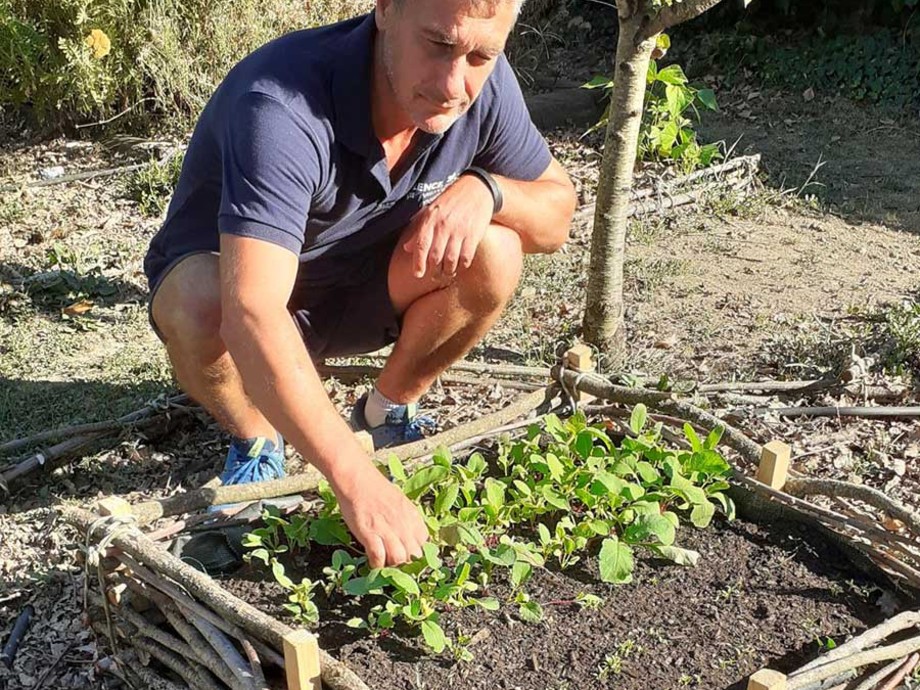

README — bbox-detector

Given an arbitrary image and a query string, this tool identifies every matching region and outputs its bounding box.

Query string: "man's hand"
[334,464,429,568]
[402,174,495,278]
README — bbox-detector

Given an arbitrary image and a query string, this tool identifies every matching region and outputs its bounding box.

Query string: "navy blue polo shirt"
[143,12,553,287]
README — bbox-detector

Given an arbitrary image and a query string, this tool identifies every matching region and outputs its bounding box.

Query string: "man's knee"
[151,255,223,345]
[466,224,524,309]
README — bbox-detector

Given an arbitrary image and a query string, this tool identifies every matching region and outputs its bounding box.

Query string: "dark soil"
[224,517,886,690]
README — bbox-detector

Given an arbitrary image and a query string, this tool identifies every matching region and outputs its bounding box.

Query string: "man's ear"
[375,0,396,30]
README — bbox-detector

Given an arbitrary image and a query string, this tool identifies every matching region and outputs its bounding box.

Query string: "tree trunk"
[582,14,658,366]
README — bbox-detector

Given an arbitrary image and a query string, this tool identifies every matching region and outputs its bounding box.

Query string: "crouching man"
[143,0,577,568]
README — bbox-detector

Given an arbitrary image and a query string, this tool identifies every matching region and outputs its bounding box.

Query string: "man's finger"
[442,236,463,277]
[414,207,438,278]
[383,536,408,567]
[460,236,478,269]
[365,534,387,570]
[404,537,424,562]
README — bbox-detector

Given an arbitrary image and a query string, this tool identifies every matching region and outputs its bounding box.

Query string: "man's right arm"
[219,235,429,567]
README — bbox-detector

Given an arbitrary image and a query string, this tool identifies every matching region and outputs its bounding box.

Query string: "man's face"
[376,0,517,134]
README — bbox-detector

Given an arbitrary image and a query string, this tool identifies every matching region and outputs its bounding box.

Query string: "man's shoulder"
[218,13,370,116]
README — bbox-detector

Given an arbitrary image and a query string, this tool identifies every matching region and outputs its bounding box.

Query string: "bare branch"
[641,0,727,40]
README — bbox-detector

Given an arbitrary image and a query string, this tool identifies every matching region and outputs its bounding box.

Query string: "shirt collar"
[331,12,378,157]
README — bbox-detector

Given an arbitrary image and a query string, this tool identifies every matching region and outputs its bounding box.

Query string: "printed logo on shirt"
[409,172,461,205]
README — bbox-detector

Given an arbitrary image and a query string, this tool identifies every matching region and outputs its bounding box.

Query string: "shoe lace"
[224,452,285,485]
[403,414,437,442]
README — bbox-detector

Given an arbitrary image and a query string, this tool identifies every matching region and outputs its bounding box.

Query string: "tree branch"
[641,0,728,40]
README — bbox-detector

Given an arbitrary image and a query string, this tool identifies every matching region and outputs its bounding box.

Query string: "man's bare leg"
[376,224,524,403]
[150,254,277,440]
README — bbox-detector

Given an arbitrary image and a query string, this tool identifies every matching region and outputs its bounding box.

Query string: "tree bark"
[582,15,657,365]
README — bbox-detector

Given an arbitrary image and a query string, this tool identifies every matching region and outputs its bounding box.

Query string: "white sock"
[363,387,411,428]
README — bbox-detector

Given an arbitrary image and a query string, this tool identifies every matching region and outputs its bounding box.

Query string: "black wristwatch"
[463,166,503,215]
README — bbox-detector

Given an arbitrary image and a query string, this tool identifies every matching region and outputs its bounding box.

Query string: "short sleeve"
[218,91,320,254]
[473,55,553,181]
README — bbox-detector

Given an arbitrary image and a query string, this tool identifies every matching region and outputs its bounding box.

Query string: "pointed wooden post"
[756,441,791,490]
[283,629,322,690]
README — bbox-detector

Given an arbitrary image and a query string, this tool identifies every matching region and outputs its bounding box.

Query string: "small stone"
[38,165,65,180]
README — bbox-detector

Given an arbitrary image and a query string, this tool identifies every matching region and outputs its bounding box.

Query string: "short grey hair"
[393,0,527,17]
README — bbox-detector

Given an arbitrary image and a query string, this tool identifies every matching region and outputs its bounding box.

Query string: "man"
[143,0,576,570]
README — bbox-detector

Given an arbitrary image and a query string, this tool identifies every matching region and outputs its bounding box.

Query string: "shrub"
[0,0,373,133]
[125,152,184,217]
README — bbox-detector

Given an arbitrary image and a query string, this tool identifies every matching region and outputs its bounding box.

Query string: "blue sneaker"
[210,435,286,512]
[350,394,437,449]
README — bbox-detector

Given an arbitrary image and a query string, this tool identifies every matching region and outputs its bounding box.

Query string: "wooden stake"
[283,630,322,690]
[564,344,595,372]
[756,441,791,490]
[748,669,787,690]
[97,496,133,517]
[564,344,596,404]
[354,431,375,456]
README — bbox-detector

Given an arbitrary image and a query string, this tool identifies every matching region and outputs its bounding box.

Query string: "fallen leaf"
[883,517,905,532]
[63,299,94,316]
[654,334,678,349]
[803,87,815,102]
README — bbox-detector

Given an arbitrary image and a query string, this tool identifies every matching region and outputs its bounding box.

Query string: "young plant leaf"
[630,404,648,435]
[387,455,407,482]
[691,500,716,528]
[518,600,544,623]
[598,538,634,584]
[381,568,421,595]
[434,482,460,516]
[403,465,450,500]
[652,545,701,567]
[309,516,351,546]
[421,619,448,653]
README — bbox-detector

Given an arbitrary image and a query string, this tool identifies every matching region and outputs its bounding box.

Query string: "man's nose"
[434,57,466,104]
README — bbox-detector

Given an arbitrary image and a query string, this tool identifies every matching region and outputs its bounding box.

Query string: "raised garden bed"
[62,363,920,690]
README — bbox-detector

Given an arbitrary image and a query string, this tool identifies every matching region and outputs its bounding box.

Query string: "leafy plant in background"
[0,0,373,132]
[693,29,920,108]
[243,408,734,657]
[125,153,184,217]
[584,34,721,173]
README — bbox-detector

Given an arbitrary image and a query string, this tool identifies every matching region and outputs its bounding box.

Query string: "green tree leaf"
[484,478,506,510]
[476,597,500,611]
[272,559,294,590]
[575,431,594,459]
[697,88,718,111]
[511,560,533,588]
[683,423,702,452]
[657,64,688,85]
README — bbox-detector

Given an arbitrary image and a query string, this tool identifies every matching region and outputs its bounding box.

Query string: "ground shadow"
[0,377,226,508]
[694,94,920,237]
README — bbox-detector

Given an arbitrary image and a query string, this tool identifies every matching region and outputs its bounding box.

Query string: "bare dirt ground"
[1,40,919,690]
